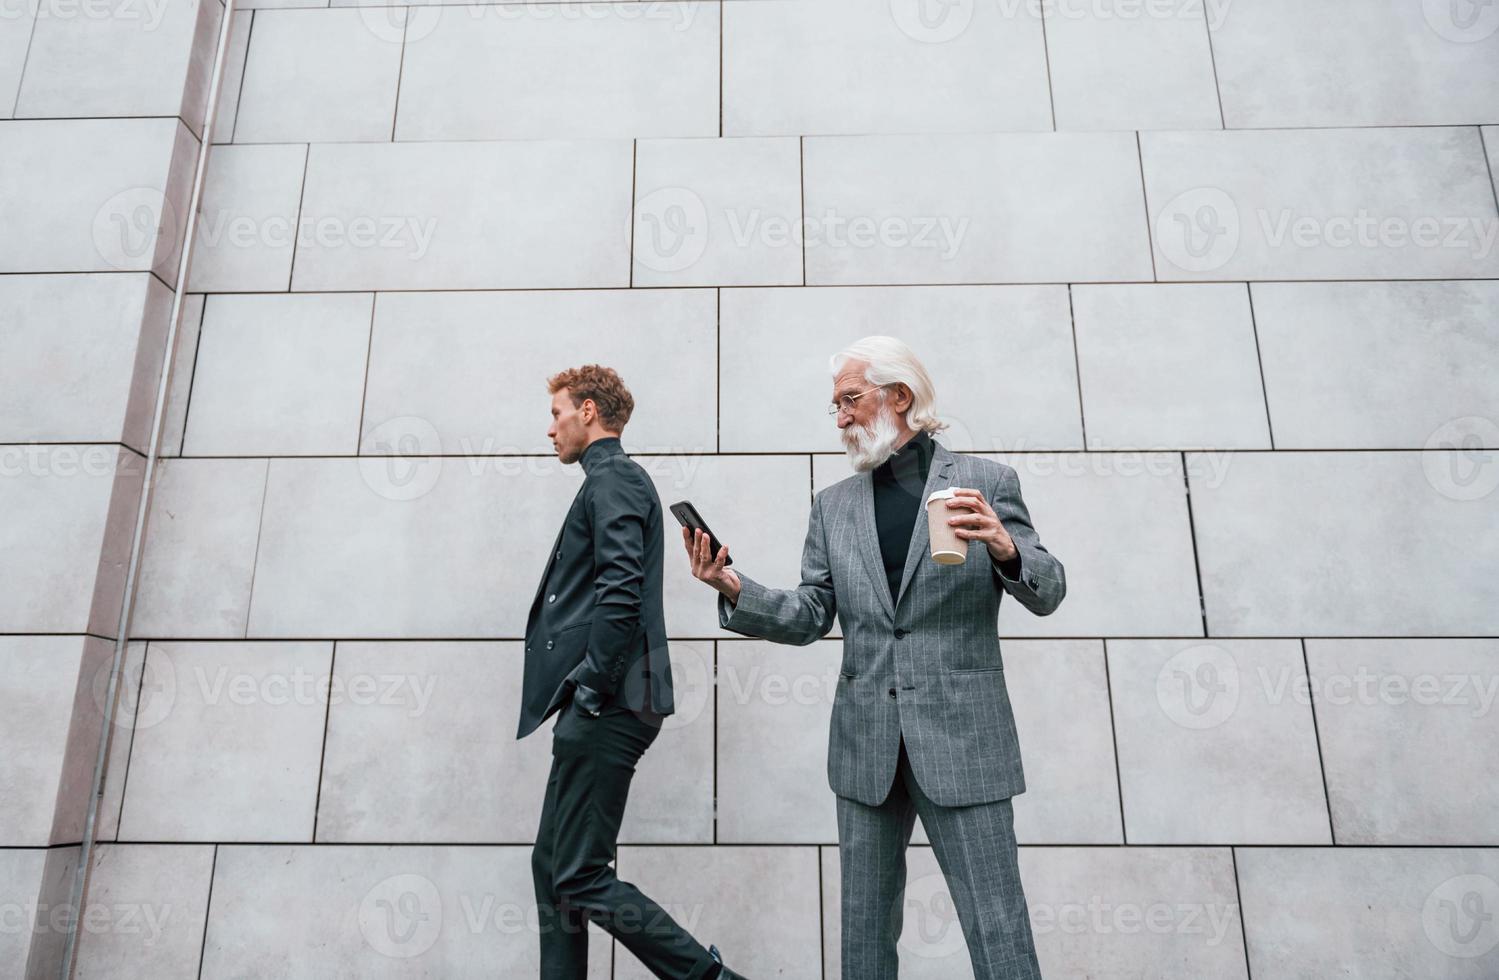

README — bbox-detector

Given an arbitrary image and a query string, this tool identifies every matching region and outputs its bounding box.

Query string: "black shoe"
[708,943,748,979]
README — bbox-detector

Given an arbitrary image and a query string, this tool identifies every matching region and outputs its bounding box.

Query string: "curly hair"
[546,364,635,433]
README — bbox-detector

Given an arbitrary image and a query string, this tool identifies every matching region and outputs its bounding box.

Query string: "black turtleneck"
[871,430,1024,601]
[871,429,938,601]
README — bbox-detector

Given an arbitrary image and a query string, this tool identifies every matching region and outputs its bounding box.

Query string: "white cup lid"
[927,487,962,504]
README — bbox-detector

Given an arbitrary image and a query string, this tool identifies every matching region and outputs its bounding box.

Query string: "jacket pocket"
[558,620,592,634]
[948,664,1004,675]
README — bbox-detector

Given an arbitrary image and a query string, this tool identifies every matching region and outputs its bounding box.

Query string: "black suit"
[518,436,675,739]
[519,436,714,979]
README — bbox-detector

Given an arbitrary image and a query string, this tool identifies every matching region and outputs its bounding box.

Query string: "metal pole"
[58,0,239,973]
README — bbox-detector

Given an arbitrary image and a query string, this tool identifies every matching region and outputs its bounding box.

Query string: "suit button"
[545,640,554,650]
[888,687,897,699]
[555,551,562,560]
[548,594,556,603]
[894,628,907,639]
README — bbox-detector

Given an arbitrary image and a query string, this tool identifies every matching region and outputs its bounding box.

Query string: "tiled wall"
[1,0,222,973]
[4,0,1499,977]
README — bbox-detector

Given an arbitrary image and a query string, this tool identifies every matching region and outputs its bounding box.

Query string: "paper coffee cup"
[926,487,969,565]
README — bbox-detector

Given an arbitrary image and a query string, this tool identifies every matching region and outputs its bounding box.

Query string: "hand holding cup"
[939,487,1018,563]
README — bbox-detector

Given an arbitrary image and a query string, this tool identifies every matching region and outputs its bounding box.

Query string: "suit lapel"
[893,442,956,611]
[850,472,895,619]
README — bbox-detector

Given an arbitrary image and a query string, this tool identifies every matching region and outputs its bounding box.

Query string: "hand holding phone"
[670,500,732,566]
[673,500,742,603]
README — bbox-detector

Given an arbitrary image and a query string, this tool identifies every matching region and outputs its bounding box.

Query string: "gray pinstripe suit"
[717,440,1065,978]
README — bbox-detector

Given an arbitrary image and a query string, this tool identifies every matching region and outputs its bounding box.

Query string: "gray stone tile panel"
[118,641,331,841]
[234,8,404,143]
[132,458,268,639]
[803,133,1154,285]
[396,3,718,141]
[1109,639,1330,844]
[1072,284,1271,450]
[1238,847,1499,977]
[73,843,215,980]
[362,288,716,457]
[1045,0,1221,131]
[184,293,373,456]
[1187,450,1499,636]
[1211,0,1499,128]
[1253,280,1499,449]
[1142,127,1499,281]
[720,286,1081,453]
[1307,638,1499,844]
[632,137,802,287]
[723,0,1051,136]
[291,139,633,291]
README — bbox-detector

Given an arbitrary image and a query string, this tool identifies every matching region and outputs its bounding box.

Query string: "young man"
[519,364,744,980]
[685,337,1066,979]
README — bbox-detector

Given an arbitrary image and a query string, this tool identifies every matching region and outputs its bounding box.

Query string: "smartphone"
[670,500,733,565]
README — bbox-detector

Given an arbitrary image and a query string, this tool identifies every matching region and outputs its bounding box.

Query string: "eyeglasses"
[827,384,892,416]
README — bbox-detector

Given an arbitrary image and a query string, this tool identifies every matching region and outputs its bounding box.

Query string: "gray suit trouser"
[837,734,1042,979]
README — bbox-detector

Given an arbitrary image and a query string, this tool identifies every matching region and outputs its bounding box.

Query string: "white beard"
[843,407,905,472]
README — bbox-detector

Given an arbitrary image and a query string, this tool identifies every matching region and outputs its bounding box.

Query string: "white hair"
[828,336,948,435]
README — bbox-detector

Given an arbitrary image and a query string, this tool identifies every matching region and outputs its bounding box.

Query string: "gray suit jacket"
[718,441,1065,807]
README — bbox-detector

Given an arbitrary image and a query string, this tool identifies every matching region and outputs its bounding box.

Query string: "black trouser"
[532,695,716,979]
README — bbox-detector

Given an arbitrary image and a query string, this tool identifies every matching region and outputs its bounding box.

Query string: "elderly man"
[684,336,1065,979]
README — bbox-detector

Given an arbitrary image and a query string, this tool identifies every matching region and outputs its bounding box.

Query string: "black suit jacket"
[516,437,675,739]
